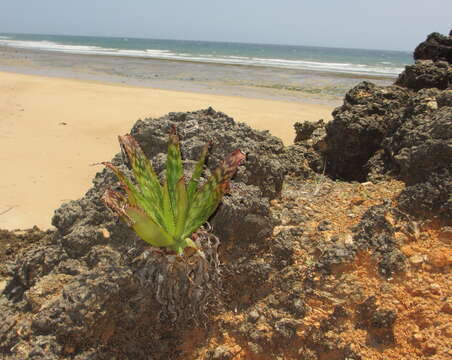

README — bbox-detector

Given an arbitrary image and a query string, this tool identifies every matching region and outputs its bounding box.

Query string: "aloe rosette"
[103,128,245,255]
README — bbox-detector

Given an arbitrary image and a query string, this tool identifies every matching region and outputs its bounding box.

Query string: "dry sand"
[0,71,334,230]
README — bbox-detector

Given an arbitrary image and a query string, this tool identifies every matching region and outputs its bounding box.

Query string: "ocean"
[0,33,412,77]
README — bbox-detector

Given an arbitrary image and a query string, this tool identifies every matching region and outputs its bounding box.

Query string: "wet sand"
[0,71,334,230]
[0,45,394,106]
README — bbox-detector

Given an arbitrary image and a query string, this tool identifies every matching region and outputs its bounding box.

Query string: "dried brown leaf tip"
[103,128,245,255]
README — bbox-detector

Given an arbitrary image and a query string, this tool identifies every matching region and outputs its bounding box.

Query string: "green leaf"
[118,135,164,211]
[103,130,245,255]
[125,206,174,247]
[174,177,188,239]
[162,182,176,235]
[187,142,210,203]
[183,177,222,239]
[166,127,184,220]
[183,149,245,238]
[103,161,166,229]
[102,162,139,207]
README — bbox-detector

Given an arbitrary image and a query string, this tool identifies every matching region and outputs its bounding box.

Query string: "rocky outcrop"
[0,108,283,359]
[324,82,410,181]
[414,31,452,63]
[395,60,451,90]
[282,119,327,178]
[397,169,452,218]
[384,90,452,185]
[131,107,285,199]
[1,32,451,360]
[396,31,452,91]
[321,31,451,221]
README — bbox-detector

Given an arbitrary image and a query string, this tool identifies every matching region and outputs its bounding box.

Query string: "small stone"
[413,332,425,343]
[344,233,354,245]
[429,283,441,295]
[438,227,452,244]
[248,310,260,323]
[428,248,452,268]
[426,100,438,110]
[0,279,8,293]
[97,228,111,239]
[423,342,437,355]
[211,345,233,360]
[409,254,425,265]
[441,300,452,314]
[442,325,452,337]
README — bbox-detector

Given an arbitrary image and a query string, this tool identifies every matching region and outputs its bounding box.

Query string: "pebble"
[428,248,452,268]
[429,283,441,295]
[97,228,111,239]
[0,280,7,293]
[438,227,452,244]
[441,300,452,314]
[409,254,425,265]
[361,181,373,186]
[248,310,260,323]
[343,233,354,245]
[413,332,425,343]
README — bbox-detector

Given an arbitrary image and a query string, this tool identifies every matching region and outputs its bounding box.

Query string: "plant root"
[133,229,221,323]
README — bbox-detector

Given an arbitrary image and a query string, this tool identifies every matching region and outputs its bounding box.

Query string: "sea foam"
[0,37,405,76]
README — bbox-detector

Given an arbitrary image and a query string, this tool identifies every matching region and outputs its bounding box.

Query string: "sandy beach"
[0,70,334,230]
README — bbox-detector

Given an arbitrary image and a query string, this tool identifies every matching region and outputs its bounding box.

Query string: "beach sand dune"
[0,71,333,230]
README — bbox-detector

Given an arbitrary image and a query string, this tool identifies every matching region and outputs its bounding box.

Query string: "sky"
[0,0,451,51]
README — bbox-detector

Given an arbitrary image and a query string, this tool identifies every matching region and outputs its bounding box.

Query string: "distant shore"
[0,45,395,106]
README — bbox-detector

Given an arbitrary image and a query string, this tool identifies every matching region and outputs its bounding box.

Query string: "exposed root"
[133,230,221,323]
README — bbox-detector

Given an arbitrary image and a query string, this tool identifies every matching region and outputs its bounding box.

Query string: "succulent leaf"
[125,206,174,247]
[183,149,245,238]
[118,135,163,209]
[187,142,210,203]
[166,127,184,219]
[162,182,176,234]
[103,129,245,255]
[175,177,189,239]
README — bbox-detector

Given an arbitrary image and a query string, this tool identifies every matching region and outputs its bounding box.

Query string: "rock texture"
[0,109,283,359]
[322,31,451,221]
[324,82,410,181]
[414,31,452,63]
[131,107,285,200]
[1,32,451,360]
[395,60,451,91]
[282,119,328,179]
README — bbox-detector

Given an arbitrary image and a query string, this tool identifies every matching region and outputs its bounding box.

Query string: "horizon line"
[0,31,413,54]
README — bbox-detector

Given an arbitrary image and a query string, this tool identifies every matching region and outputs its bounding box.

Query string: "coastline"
[0,70,334,230]
[0,45,395,106]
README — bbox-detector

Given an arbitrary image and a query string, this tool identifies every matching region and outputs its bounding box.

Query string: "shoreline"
[0,70,334,230]
[0,45,398,81]
[0,45,395,106]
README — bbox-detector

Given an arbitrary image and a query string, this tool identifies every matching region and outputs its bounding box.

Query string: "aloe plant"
[103,128,245,255]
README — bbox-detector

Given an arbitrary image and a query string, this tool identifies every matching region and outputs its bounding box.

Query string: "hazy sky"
[1,0,451,51]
